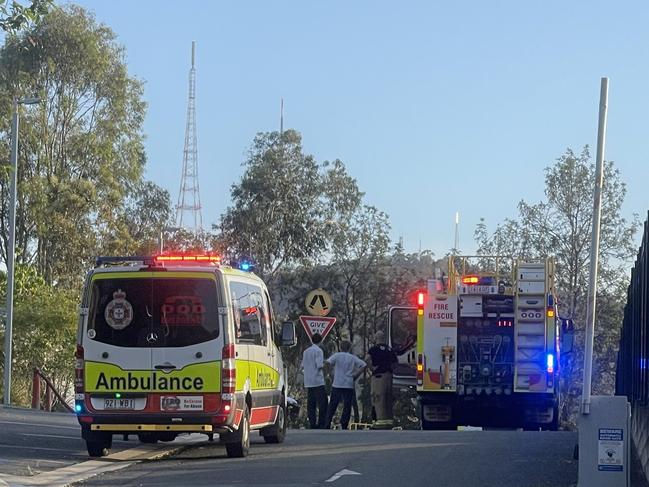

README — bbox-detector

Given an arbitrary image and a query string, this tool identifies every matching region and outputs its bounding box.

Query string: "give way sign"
[299,315,337,341]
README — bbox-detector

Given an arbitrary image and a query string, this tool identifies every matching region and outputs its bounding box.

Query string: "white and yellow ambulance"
[74,254,296,457]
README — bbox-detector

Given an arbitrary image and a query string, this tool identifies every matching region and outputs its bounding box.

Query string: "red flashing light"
[417,292,425,306]
[462,276,479,285]
[155,254,221,263]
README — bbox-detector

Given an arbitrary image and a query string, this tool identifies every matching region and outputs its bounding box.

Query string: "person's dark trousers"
[325,387,354,430]
[306,385,328,429]
[352,388,359,424]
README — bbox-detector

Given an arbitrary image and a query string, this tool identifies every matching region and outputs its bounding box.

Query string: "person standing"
[365,330,397,428]
[301,333,328,429]
[325,341,366,430]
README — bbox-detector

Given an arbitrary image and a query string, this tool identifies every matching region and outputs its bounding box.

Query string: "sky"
[69,0,648,256]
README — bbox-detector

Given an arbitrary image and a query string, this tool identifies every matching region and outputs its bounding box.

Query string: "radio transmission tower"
[175,41,203,233]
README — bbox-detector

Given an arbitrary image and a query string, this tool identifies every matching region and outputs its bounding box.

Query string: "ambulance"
[74,254,296,457]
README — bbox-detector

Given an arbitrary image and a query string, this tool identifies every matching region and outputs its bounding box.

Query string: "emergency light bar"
[461,276,479,284]
[154,254,221,264]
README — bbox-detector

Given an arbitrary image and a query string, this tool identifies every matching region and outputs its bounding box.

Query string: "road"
[5,407,648,487]
[0,406,199,486]
[0,406,130,477]
[77,429,579,487]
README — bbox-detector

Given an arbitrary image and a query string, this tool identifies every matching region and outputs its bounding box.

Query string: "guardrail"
[31,368,73,413]
[616,210,649,482]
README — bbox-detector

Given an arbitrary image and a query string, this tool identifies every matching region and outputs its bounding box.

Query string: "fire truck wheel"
[138,433,158,444]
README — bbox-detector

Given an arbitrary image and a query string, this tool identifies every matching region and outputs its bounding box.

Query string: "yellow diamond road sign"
[305,289,332,316]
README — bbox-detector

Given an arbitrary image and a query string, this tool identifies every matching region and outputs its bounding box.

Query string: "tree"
[0,5,157,286]
[475,146,639,424]
[0,265,77,407]
[217,130,362,282]
[0,0,51,33]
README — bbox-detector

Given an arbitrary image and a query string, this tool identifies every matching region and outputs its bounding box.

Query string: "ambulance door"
[149,274,223,414]
[84,274,153,412]
[238,281,277,427]
[228,279,250,394]
[263,290,283,395]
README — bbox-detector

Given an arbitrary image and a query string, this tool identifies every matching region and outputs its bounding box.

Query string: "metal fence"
[617,211,649,404]
[616,210,649,481]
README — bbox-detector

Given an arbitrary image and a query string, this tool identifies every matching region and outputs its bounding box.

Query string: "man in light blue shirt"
[301,333,328,429]
[325,340,366,430]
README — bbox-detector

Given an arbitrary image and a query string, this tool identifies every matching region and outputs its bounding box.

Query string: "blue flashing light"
[641,358,648,370]
[240,262,251,271]
[75,404,83,413]
[546,353,555,373]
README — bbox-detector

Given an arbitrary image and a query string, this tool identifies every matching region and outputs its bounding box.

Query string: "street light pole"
[3,98,20,406]
[3,96,40,406]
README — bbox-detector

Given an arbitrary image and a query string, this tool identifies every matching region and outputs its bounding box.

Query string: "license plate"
[103,398,136,410]
[459,285,497,294]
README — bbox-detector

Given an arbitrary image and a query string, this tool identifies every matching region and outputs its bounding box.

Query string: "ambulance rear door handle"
[154,364,177,370]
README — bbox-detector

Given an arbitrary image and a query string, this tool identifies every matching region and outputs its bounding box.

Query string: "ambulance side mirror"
[560,318,574,354]
[281,321,297,347]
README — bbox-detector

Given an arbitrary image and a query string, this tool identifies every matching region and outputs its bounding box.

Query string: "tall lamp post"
[3,96,41,406]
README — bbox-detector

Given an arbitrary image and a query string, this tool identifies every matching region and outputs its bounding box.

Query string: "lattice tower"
[175,41,203,233]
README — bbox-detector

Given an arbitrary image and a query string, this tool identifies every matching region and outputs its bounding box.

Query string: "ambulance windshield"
[88,277,220,347]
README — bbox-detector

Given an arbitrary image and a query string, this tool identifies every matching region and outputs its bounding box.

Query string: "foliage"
[274,249,440,427]
[0,5,170,287]
[475,146,639,426]
[0,265,76,407]
[217,130,364,283]
[0,0,51,33]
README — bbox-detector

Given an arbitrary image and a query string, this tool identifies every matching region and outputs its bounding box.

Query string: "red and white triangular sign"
[299,315,336,341]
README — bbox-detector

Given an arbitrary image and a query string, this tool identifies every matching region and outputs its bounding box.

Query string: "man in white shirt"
[325,340,366,430]
[301,333,328,429]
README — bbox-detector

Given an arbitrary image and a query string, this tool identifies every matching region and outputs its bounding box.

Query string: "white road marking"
[0,421,78,431]
[325,468,361,482]
[0,444,82,453]
[0,434,205,487]
[20,433,80,440]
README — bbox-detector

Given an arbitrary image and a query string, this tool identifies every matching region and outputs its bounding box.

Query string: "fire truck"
[389,256,568,430]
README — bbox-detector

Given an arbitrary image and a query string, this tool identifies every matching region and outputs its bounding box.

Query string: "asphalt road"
[77,429,579,487]
[0,406,133,477]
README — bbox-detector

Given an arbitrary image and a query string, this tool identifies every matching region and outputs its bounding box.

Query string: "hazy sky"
[71,0,648,256]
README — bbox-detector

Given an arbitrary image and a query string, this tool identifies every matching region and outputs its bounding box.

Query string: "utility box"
[578,395,631,487]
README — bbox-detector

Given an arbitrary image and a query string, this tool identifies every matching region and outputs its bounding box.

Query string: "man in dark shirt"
[365,331,397,427]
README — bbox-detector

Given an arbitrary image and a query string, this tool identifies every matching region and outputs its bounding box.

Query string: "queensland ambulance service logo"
[104,289,133,330]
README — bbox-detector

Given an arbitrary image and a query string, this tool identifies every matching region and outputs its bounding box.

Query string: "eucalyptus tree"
[0,5,169,286]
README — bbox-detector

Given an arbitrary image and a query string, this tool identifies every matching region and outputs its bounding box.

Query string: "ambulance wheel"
[138,433,158,444]
[225,407,250,458]
[262,401,286,444]
[86,434,112,457]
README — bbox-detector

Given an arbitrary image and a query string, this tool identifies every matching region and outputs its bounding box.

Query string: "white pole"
[3,98,19,406]
[581,77,609,415]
